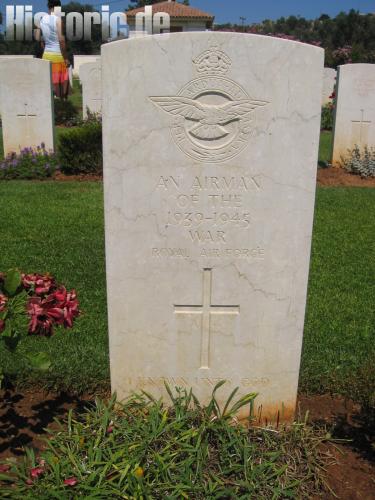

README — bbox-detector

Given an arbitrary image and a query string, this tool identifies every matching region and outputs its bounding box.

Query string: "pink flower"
[26,287,79,336]
[64,477,78,486]
[106,426,114,434]
[0,464,11,472]
[26,478,33,486]
[27,297,54,336]
[22,273,55,295]
[30,466,44,478]
[51,287,80,329]
[0,294,7,312]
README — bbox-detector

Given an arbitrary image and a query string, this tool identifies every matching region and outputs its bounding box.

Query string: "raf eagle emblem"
[150,96,268,141]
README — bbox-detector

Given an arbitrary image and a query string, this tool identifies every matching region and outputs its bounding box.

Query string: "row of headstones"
[1,54,373,166]
[0,34,374,422]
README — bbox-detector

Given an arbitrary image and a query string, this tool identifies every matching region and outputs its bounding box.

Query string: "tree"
[62,2,102,59]
[215,10,375,67]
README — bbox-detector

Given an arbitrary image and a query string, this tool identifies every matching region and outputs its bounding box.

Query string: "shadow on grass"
[0,383,94,458]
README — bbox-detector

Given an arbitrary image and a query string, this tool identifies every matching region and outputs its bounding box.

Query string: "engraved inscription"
[174,268,239,370]
[155,174,262,245]
[150,46,269,163]
[151,247,266,260]
[125,376,271,389]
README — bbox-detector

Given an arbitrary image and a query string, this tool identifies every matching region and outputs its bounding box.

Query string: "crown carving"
[193,46,231,75]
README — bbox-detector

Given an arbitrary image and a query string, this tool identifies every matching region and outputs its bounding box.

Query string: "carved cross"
[174,268,239,369]
[17,103,37,142]
[351,109,371,145]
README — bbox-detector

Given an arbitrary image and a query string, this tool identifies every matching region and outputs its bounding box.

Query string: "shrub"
[342,145,375,178]
[0,144,58,180]
[54,98,79,127]
[58,115,102,175]
[321,104,334,130]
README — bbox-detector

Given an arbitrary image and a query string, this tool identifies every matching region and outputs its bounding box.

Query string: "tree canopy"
[215,10,375,67]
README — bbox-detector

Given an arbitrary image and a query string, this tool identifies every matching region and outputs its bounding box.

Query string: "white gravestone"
[80,61,102,118]
[102,33,323,423]
[0,58,54,156]
[321,67,336,105]
[73,55,100,78]
[332,64,375,166]
[0,56,34,116]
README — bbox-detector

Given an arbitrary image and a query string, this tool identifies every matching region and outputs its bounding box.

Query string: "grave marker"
[0,56,34,117]
[0,58,54,156]
[102,33,323,422]
[80,61,102,118]
[73,55,100,78]
[332,63,375,166]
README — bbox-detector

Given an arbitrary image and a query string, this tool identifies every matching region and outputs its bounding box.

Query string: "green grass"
[2,388,328,499]
[0,182,374,403]
[300,187,375,402]
[0,181,108,393]
[69,78,83,111]
[318,130,333,164]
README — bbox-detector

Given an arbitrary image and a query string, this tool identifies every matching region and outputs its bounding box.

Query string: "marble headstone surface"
[73,55,101,78]
[80,61,102,118]
[102,33,323,422]
[0,58,54,156]
[0,56,34,116]
[322,67,336,105]
[332,63,375,166]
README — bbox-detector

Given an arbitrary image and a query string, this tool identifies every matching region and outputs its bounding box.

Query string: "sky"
[0,0,374,26]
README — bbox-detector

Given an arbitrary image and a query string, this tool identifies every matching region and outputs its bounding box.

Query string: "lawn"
[0,182,108,393]
[0,182,374,402]
[318,130,333,164]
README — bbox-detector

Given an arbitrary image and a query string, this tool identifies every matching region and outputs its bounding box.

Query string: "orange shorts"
[43,52,69,85]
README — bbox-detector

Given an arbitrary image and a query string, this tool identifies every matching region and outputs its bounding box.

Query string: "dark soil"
[299,394,375,500]
[53,171,102,182]
[317,167,375,187]
[0,388,374,498]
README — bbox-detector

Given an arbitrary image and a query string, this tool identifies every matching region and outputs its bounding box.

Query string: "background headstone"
[80,61,102,118]
[73,55,101,78]
[332,63,375,166]
[102,33,323,422]
[0,56,34,117]
[0,58,54,155]
[322,67,336,105]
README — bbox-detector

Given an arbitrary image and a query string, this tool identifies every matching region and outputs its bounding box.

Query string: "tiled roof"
[126,1,214,20]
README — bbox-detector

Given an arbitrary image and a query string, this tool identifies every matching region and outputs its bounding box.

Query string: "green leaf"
[4,269,22,296]
[1,321,13,338]
[26,352,51,371]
